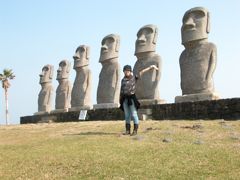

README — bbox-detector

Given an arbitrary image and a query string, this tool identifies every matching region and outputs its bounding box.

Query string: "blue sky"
[0,0,240,124]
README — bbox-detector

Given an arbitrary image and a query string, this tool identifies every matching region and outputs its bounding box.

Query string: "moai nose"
[101,44,108,51]
[39,72,44,77]
[75,49,83,59]
[184,17,195,29]
[73,54,79,60]
[137,34,146,43]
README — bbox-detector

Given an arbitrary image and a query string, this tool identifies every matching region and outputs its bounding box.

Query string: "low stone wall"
[151,98,240,120]
[20,108,125,124]
[20,98,240,124]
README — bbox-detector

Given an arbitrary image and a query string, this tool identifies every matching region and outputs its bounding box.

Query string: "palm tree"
[0,69,15,125]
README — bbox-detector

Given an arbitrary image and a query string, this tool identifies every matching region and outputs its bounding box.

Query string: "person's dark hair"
[123,65,132,72]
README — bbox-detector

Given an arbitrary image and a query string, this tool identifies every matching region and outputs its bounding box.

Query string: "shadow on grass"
[63,131,119,136]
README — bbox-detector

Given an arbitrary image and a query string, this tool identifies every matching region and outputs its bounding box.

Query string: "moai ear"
[115,37,120,52]
[153,27,158,44]
[206,12,210,33]
[66,61,71,73]
[49,65,54,79]
[86,46,90,59]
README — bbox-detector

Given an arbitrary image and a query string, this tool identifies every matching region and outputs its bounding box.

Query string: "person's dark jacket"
[119,94,140,111]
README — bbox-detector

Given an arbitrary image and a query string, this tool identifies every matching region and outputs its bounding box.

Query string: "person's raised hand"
[150,65,159,71]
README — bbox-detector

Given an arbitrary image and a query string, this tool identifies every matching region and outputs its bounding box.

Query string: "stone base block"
[38,115,57,123]
[93,103,119,109]
[34,111,50,115]
[139,99,166,106]
[175,92,220,103]
[51,109,68,114]
[69,105,93,112]
[138,108,153,120]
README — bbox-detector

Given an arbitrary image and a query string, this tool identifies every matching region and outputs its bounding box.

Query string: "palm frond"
[0,69,15,88]
[3,69,14,77]
[9,75,16,80]
[1,69,15,80]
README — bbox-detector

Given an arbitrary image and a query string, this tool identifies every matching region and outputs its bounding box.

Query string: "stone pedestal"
[69,105,93,112]
[137,99,165,120]
[138,108,152,120]
[93,103,119,109]
[31,114,57,123]
[139,99,166,106]
[34,111,50,115]
[38,115,57,123]
[175,92,220,103]
[51,109,68,114]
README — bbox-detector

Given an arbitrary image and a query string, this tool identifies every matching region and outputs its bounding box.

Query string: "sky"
[0,0,240,124]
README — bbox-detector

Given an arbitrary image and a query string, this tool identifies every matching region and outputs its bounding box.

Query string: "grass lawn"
[0,120,240,179]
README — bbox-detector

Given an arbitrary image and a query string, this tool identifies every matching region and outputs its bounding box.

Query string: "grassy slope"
[0,120,240,179]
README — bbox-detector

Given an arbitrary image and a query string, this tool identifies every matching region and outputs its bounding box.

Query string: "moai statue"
[175,7,220,103]
[51,60,72,113]
[94,34,121,109]
[69,45,92,111]
[133,24,165,105]
[35,64,54,115]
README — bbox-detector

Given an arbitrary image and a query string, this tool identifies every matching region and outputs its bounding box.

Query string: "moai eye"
[80,47,85,53]
[183,13,191,23]
[193,10,205,20]
[104,37,114,45]
[138,27,153,38]
[43,66,49,72]
[60,61,67,67]
[144,28,153,35]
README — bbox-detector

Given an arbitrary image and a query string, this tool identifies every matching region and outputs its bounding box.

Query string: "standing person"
[120,64,158,136]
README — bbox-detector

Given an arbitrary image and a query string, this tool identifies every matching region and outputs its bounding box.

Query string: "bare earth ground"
[0,120,240,179]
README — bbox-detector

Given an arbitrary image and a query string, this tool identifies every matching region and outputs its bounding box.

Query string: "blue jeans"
[123,99,139,125]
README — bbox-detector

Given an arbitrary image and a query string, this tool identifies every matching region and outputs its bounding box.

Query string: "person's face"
[100,35,119,62]
[181,8,209,44]
[39,65,52,83]
[57,61,69,80]
[135,26,157,54]
[124,70,131,77]
[73,46,89,68]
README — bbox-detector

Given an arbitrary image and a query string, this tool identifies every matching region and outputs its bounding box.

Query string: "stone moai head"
[73,45,90,69]
[99,34,120,62]
[56,60,71,80]
[135,24,158,55]
[39,64,54,84]
[181,7,210,45]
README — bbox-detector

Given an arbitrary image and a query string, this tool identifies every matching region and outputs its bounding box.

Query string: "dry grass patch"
[0,120,240,179]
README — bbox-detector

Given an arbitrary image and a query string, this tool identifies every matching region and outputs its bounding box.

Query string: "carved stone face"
[56,60,71,80]
[135,24,158,55]
[99,34,120,62]
[39,65,54,84]
[181,7,210,45]
[73,45,90,69]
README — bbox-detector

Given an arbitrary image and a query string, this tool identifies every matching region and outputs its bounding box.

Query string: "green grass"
[0,120,240,179]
